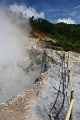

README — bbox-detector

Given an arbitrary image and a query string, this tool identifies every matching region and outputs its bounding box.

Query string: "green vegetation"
[30,17,80,53]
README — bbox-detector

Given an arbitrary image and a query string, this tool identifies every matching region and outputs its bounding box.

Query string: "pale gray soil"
[0,48,80,120]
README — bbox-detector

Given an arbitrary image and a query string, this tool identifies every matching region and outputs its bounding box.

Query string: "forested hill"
[30,17,80,53]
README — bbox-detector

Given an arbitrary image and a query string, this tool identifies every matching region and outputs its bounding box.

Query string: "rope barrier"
[48,49,74,120]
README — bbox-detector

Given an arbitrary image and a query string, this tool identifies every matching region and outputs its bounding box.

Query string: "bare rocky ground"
[0,39,80,120]
[67,52,80,120]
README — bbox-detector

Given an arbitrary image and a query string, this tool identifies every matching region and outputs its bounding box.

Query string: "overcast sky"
[1,0,80,24]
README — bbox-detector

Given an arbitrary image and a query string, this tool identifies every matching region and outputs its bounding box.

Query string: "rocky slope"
[0,38,80,120]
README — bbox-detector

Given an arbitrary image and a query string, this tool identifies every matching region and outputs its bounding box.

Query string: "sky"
[0,0,80,24]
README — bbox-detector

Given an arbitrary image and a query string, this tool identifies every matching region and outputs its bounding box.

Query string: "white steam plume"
[0,8,28,66]
[9,4,45,19]
[0,6,41,103]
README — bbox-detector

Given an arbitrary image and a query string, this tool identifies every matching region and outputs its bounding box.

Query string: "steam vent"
[0,37,80,120]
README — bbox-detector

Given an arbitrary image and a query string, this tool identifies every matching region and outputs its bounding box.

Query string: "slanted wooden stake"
[65,91,74,120]
[65,99,74,120]
[70,91,74,120]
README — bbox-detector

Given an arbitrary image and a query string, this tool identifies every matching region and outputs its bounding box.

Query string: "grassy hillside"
[30,17,80,53]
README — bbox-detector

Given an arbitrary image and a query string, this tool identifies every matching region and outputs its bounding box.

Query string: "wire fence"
[41,45,74,120]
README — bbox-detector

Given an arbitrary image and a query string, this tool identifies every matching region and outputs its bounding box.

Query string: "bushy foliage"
[30,18,80,53]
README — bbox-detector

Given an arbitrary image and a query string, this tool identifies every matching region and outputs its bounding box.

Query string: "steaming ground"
[0,7,42,103]
[0,58,41,103]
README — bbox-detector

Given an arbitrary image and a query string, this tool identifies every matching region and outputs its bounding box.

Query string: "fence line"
[40,44,74,120]
[47,45,75,120]
[65,53,74,120]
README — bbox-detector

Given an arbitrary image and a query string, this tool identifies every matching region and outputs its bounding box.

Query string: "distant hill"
[30,17,80,53]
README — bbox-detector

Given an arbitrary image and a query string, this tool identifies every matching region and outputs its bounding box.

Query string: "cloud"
[69,11,77,16]
[9,4,44,18]
[74,5,80,9]
[57,18,76,24]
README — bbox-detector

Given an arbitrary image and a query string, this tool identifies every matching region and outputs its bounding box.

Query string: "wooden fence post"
[70,90,74,120]
[67,54,69,69]
[68,70,71,83]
